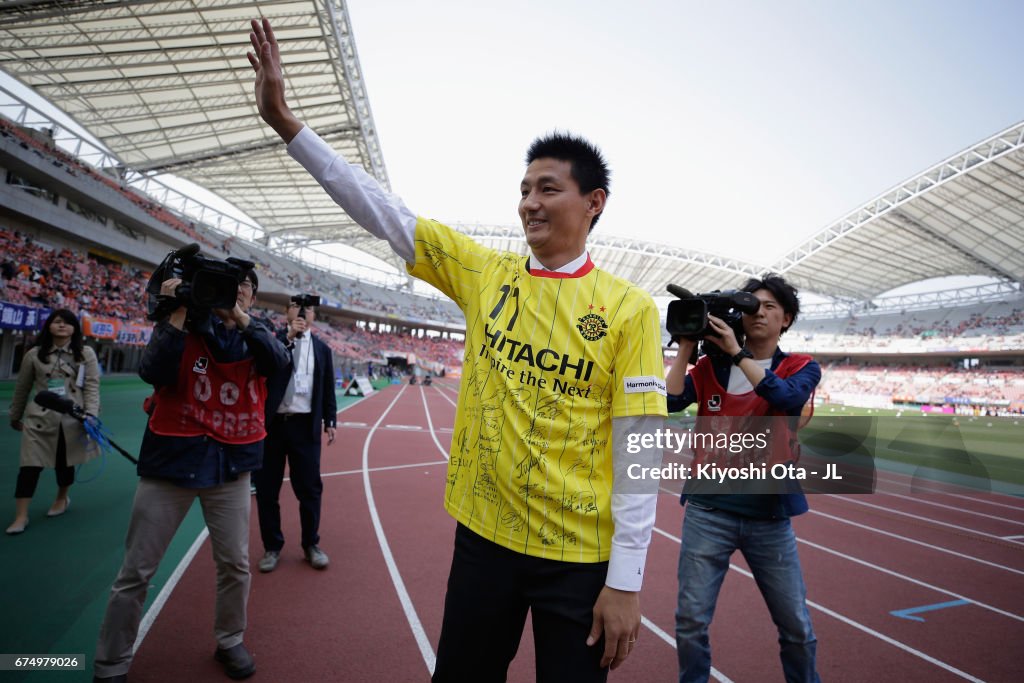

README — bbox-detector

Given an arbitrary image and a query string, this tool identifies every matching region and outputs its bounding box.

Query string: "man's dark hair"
[526,132,610,229]
[741,272,800,334]
[245,269,258,293]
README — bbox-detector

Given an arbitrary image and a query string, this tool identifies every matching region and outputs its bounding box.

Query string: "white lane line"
[869,471,1024,510]
[808,509,1024,577]
[829,494,1024,544]
[134,528,209,652]
[876,490,1024,526]
[134,394,371,651]
[940,492,1024,512]
[796,538,1024,623]
[652,526,986,682]
[362,383,437,673]
[340,421,368,427]
[639,616,734,683]
[386,424,422,430]
[434,382,461,398]
[1002,534,1024,541]
[321,460,449,479]
[432,384,459,408]
[420,386,451,461]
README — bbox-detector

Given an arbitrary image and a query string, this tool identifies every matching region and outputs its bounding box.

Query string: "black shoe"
[93,675,127,683]
[304,544,329,570]
[214,643,255,679]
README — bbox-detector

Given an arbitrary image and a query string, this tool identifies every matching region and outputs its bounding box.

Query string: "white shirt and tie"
[278,334,315,415]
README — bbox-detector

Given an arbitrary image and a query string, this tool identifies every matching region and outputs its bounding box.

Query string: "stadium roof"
[777,120,1024,301]
[2,1,1023,310]
[0,0,405,265]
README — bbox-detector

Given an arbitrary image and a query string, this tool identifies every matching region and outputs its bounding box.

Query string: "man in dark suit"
[254,294,337,572]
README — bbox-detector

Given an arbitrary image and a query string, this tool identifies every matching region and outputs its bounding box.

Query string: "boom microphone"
[34,390,82,417]
[32,391,138,464]
[666,284,694,299]
[174,242,201,260]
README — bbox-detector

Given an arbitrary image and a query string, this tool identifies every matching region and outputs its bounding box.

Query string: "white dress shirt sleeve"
[287,126,417,265]
[606,414,664,591]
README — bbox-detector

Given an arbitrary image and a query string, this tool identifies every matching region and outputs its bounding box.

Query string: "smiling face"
[743,288,793,344]
[518,158,605,268]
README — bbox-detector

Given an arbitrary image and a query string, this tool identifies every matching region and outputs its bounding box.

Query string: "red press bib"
[691,354,812,468]
[147,334,267,444]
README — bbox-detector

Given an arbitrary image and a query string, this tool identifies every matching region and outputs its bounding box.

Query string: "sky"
[2,0,1023,296]
[338,0,1024,271]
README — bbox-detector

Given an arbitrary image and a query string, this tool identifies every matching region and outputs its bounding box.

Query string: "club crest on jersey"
[193,357,209,375]
[576,312,608,341]
[707,394,722,412]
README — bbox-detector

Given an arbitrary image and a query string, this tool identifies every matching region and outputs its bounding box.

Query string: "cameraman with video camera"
[254,293,337,573]
[665,273,822,683]
[93,248,289,682]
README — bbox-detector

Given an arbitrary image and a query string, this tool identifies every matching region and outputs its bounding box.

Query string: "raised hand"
[247,17,303,142]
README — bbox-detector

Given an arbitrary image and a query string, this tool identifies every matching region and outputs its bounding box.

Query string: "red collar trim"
[528,255,595,279]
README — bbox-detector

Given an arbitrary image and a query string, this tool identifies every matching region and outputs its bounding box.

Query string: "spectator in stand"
[7,309,101,535]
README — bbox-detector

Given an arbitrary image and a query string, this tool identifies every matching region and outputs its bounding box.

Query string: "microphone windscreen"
[666,284,694,299]
[34,390,76,415]
[175,242,201,259]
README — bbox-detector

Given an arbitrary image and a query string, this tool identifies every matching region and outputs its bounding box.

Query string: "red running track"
[129,381,1024,682]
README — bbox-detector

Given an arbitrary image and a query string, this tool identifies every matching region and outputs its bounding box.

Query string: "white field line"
[639,616,734,683]
[795,538,1024,623]
[321,460,449,478]
[652,526,986,682]
[420,386,451,461]
[828,495,1024,545]
[869,471,1024,511]
[134,392,375,651]
[361,384,437,673]
[807,509,1024,577]
[134,528,209,652]
[874,490,1024,525]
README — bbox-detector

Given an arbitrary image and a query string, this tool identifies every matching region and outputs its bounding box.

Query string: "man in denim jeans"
[665,273,822,683]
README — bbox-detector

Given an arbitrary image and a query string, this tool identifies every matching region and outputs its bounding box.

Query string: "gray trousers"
[94,474,251,677]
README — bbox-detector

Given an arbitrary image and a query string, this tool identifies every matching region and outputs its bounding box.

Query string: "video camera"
[291,293,321,317]
[146,243,255,321]
[665,284,760,358]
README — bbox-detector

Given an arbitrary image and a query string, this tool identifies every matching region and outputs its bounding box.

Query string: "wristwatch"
[731,348,754,366]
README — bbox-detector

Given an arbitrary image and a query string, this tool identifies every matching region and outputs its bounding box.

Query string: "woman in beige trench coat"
[7,309,100,534]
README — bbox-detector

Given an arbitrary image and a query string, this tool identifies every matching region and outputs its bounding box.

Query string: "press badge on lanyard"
[47,378,67,396]
[293,375,312,396]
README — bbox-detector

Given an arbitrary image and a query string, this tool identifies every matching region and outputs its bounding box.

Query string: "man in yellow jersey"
[248,18,666,681]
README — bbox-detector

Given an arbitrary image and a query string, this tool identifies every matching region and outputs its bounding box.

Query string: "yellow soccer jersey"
[408,217,667,562]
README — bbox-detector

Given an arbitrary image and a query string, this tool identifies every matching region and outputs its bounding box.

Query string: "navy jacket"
[265,331,337,443]
[137,314,290,487]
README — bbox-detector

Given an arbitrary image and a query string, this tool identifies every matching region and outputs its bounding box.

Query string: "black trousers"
[432,523,609,683]
[253,413,323,551]
[14,427,73,498]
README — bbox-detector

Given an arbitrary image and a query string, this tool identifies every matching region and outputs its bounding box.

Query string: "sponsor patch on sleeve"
[623,375,666,396]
